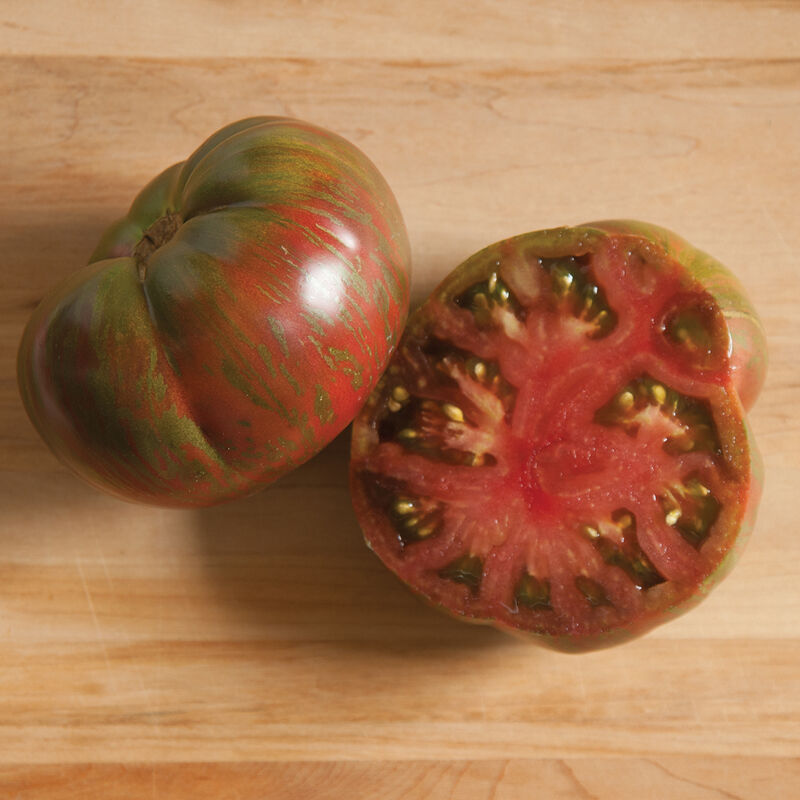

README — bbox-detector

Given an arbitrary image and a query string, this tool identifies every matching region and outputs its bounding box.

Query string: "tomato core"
[133,212,182,280]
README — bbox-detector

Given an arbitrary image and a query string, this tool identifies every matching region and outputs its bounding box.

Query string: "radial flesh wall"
[350,221,765,652]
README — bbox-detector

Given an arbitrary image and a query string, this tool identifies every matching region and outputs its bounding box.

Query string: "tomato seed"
[469,359,487,380]
[575,575,612,607]
[439,554,483,594]
[442,403,465,423]
[650,383,667,405]
[551,263,575,295]
[393,499,416,515]
[686,477,711,497]
[616,391,635,412]
[610,509,634,530]
[581,283,599,310]
[392,385,410,403]
[514,573,552,611]
[629,557,665,590]
[581,524,601,540]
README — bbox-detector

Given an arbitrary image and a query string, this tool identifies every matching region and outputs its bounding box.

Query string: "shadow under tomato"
[192,428,507,657]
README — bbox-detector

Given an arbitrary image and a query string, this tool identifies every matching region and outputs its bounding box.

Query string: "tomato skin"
[350,221,765,652]
[18,117,410,507]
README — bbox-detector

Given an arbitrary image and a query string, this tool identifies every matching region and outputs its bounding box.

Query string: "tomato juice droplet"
[350,221,765,652]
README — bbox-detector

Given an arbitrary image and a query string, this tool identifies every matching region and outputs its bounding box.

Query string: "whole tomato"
[19,117,411,507]
[350,221,766,651]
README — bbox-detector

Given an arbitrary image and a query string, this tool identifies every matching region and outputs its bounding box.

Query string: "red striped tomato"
[350,221,765,651]
[19,117,411,507]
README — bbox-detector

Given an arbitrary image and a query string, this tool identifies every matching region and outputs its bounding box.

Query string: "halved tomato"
[350,221,766,652]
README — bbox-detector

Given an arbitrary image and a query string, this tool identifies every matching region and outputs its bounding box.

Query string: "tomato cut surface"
[350,222,765,651]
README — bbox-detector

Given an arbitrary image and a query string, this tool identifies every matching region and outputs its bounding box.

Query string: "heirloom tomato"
[350,221,766,651]
[18,117,410,507]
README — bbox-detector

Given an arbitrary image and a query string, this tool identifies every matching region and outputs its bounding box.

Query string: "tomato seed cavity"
[513,573,553,611]
[575,575,612,607]
[580,509,666,590]
[595,375,722,456]
[438,554,484,594]
[539,256,618,338]
[661,294,729,372]
[453,272,524,327]
[657,474,720,549]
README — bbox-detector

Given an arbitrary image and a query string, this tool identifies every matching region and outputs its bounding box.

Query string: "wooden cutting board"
[2,2,799,796]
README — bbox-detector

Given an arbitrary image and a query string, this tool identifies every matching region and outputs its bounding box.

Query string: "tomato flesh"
[351,224,761,651]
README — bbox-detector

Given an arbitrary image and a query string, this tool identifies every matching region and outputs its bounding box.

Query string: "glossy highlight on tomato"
[18,117,411,506]
[350,221,765,652]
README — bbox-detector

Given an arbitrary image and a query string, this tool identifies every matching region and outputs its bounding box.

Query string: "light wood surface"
[2,1,799,796]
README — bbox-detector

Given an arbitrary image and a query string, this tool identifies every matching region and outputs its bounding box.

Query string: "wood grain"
[2,1,799,796]
[2,758,800,800]
[5,0,799,61]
